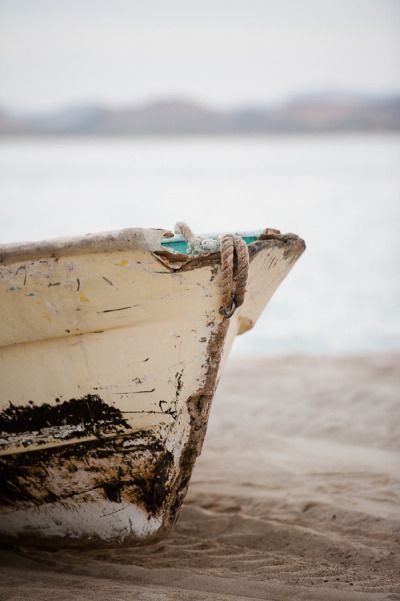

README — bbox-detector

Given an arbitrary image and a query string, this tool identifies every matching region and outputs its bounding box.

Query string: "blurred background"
[1,0,399,356]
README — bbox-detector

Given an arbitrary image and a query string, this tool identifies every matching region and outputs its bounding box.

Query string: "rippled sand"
[1,354,399,600]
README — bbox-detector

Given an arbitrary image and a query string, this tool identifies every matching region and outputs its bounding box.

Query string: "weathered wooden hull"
[0,227,304,545]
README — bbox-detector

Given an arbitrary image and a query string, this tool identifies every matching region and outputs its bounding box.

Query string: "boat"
[0,224,305,546]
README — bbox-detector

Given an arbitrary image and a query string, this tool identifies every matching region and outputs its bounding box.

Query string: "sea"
[1,135,399,355]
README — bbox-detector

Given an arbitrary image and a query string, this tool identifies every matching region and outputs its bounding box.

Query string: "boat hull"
[0,229,304,545]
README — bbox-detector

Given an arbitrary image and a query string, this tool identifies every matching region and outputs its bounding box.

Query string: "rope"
[219,234,235,313]
[232,235,249,309]
[219,234,249,318]
[174,222,196,246]
[175,222,219,255]
[174,223,249,319]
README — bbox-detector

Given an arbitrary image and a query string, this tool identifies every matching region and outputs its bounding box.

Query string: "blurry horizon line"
[2,87,400,116]
[1,89,399,136]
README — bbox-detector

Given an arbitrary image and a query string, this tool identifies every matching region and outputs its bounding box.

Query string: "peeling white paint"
[0,500,162,542]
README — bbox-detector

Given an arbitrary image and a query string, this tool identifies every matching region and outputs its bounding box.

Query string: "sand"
[1,354,399,601]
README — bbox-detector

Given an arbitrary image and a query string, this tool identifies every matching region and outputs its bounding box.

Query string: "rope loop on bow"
[219,234,249,319]
[174,223,249,320]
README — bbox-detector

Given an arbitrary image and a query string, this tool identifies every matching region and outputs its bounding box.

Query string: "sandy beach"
[0,354,399,601]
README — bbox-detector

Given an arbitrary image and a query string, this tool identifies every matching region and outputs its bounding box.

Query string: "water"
[1,135,399,355]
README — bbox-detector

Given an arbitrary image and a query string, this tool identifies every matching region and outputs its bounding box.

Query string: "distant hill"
[1,94,399,136]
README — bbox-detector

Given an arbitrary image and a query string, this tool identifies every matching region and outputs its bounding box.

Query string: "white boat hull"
[0,227,304,545]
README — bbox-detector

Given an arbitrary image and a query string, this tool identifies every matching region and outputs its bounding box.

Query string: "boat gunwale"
[0,226,305,266]
[0,227,173,266]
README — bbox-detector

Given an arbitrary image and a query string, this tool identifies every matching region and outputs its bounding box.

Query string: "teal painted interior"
[161,233,260,255]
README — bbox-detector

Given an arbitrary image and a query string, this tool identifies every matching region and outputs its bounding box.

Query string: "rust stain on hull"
[0,430,174,516]
[163,318,230,533]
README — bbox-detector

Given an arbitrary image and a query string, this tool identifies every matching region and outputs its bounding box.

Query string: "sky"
[0,0,399,112]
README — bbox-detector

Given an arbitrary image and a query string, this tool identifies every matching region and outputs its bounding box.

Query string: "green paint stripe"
[161,232,261,255]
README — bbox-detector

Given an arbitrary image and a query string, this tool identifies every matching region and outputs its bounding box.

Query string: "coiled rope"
[174,223,249,319]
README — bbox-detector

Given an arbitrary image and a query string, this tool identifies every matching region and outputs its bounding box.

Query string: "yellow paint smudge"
[44,312,53,323]
[79,292,90,303]
[114,259,129,267]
